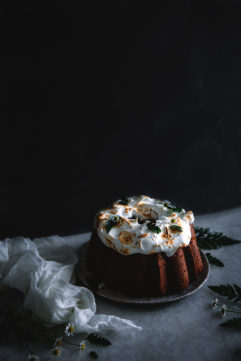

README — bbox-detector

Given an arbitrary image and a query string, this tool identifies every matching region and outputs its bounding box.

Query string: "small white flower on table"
[212,298,219,308]
[80,340,86,351]
[51,346,63,357]
[65,323,75,336]
[220,304,227,317]
[53,337,63,348]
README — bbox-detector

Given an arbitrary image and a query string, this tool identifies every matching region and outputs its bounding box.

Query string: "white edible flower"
[28,354,40,361]
[212,298,219,308]
[220,304,227,317]
[51,346,63,357]
[65,323,75,336]
[163,200,171,208]
[53,337,63,348]
[80,341,86,351]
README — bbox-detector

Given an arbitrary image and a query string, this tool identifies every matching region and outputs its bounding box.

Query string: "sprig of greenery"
[208,284,241,302]
[146,222,161,234]
[164,202,183,213]
[195,227,240,250]
[220,317,241,330]
[205,253,224,267]
[87,333,111,347]
[105,216,120,233]
[206,229,241,335]
[169,225,183,233]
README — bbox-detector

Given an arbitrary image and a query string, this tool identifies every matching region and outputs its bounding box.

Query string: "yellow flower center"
[53,348,60,356]
[69,325,74,333]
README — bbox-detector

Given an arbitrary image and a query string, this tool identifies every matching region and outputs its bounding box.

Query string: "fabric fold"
[0,235,142,334]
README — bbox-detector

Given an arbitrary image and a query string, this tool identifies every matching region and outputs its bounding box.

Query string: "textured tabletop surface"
[1,207,241,361]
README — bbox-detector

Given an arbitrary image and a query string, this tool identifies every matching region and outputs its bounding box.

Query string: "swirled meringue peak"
[95,195,194,257]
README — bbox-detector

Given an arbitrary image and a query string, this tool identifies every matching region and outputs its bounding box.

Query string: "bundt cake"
[87,195,203,297]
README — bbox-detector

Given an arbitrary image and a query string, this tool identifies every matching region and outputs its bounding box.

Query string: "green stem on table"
[226,309,241,315]
[45,334,81,348]
[61,339,81,347]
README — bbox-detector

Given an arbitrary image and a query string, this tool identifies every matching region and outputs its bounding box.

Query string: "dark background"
[0,1,241,239]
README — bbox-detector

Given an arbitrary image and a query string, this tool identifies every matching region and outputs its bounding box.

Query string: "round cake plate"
[75,242,210,305]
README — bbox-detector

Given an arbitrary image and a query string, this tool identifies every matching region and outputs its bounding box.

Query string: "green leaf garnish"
[208,284,241,302]
[87,333,111,346]
[118,198,129,205]
[169,225,183,233]
[105,216,120,233]
[164,202,183,213]
[220,317,241,330]
[147,222,161,234]
[206,252,224,267]
[195,227,241,250]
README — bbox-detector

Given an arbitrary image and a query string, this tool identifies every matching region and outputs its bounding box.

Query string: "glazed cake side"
[87,224,203,297]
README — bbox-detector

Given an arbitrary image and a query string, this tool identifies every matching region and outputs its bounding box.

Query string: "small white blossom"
[163,200,171,208]
[53,337,63,348]
[28,354,40,361]
[220,304,227,317]
[65,323,75,336]
[51,346,63,357]
[212,298,219,308]
[80,341,86,351]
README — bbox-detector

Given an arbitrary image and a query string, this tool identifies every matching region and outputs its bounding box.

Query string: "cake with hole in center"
[87,195,203,297]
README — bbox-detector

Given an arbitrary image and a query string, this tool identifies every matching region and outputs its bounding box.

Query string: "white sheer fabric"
[0,236,142,334]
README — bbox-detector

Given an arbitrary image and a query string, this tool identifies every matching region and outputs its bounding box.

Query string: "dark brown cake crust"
[87,224,203,297]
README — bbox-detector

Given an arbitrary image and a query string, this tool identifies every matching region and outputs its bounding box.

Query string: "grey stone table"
[1,207,241,361]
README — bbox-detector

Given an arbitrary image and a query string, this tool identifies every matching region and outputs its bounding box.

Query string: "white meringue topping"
[95,195,194,257]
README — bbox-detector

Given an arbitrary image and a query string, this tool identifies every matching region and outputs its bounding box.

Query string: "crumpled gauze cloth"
[0,236,142,334]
